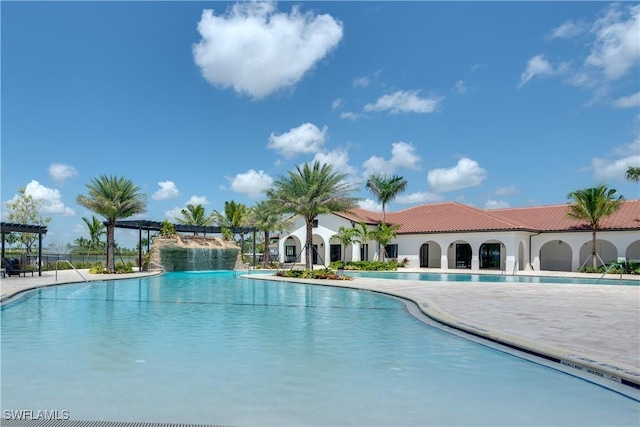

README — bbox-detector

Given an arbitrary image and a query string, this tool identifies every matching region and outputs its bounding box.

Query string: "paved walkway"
[2,268,639,393]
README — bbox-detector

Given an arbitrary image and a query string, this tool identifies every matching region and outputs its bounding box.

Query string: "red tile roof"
[339,199,640,234]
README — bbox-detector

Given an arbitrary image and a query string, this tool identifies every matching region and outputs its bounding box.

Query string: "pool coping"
[246,273,640,396]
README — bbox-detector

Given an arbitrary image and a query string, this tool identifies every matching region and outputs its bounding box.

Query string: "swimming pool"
[344,270,639,285]
[1,271,638,426]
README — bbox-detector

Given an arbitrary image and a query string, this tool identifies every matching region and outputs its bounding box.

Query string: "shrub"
[328,260,398,271]
[275,268,353,280]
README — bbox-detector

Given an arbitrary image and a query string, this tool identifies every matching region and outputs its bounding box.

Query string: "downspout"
[528,231,541,270]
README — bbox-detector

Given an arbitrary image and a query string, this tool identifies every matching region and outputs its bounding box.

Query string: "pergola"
[112,220,258,269]
[0,222,48,276]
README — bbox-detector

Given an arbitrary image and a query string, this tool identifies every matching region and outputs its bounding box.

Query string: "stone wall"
[149,235,243,271]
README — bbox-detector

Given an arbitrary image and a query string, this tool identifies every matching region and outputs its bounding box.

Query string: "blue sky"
[2,1,639,249]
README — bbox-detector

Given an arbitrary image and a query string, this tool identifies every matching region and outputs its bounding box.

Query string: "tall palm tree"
[353,220,372,261]
[625,166,640,183]
[248,200,292,267]
[82,215,106,251]
[365,173,407,224]
[369,222,401,261]
[566,185,623,269]
[266,161,361,270]
[212,200,250,242]
[331,226,359,262]
[175,204,214,234]
[77,175,147,273]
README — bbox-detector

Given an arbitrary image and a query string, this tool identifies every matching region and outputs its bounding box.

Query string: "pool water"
[1,271,638,426]
[345,270,639,285]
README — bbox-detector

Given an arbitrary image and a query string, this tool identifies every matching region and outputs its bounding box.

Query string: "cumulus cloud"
[395,192,442,205]
[268,122,328,158]
[48,163,77,185]
[358,199,382,212]
[485,199,510,209]
[192,2,343,99]
[547,20,586,39]
[591,137,640,181]
[363,141,421,177]
[313,147,357,177]
[364,90,443,114]
[585,4,640,81]
[9,180,76,216]
[165,195,211,221]
[427,158,487,193]
[152,181,180,200]
[453,80,467,95]
[340,111,364,121]
[228,169,274,198]
[612,91,640,108]
[494,185,518,196]
[519,54,568,87]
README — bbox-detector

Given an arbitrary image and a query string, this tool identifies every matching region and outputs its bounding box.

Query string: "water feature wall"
[160,247,239,271]
[150,235,241,271]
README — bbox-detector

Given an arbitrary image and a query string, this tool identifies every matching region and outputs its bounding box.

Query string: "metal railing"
[55,260,89,282]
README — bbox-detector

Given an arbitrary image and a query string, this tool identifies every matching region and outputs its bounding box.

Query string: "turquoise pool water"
[345,270,639,285]
[1,271,638,426]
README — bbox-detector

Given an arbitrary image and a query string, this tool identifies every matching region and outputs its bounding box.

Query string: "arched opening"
[626,240,640,262]
[578,239,617,269]
[540,240,572,271]
[419,241,441,268]
[479,242,503,270]
[449,241,471,269]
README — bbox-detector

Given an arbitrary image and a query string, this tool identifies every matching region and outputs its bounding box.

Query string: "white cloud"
[48,163,77,185]
[358,199,381,212]
[229,169,274,198]
[485,199,510,209]
[152,180,180,200]
[586,4,640,81]
[612,91,640,108]
[331,98,343,110]
[186,195,209,206]
[165,195,211,221]
[313,147,357,177]
[364,90,443,114]
[192,2,343,99]
[592,137,640,181]
[519,54,568,87]
[14,180,76,216]
[353,76,370,88]
[395,192,442,205]
[363,141,421,177]
[453,80,467,95]
[340,111,363,121]
[165,207,184,221]
[427,158,487,193]
[495,185,518,196]
[547,20,586,39]
[268,122,328,158]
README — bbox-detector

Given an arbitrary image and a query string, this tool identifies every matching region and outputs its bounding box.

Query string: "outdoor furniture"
[1,257,34,277]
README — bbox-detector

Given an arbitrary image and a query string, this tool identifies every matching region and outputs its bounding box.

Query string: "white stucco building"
[277,200,640,273]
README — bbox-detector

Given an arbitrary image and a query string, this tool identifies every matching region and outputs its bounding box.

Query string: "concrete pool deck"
[2,267,639,392]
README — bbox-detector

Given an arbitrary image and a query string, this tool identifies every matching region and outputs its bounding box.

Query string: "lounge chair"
[2,257,34,277]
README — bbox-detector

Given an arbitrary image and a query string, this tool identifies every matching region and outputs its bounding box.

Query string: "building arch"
[419,241,442,268]
[479,239,505,270]
[540,240,572,271]
[578,239,617,269]
[448,239,472,269]
[626,240,640,262]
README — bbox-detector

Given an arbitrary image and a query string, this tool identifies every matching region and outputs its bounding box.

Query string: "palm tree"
[76,175,147,273]
[566,185,624,269]
[82,215,106,251]
[331,226,359,262]
[266,161,361,270]
[365,173,407,224]
[369,222,401,262]
[175,204,214,234]
[248,200,292,267]
[353,220,372,261]
[625,166,640,183]
[212,200,250,245]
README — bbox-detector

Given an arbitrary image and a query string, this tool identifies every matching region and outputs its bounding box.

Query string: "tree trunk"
[107,222,116,273]
[591,229,597,269]
[262,230,270,267]
[305,219,313,270]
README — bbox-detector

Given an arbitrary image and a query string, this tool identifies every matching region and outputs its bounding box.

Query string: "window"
[285,245,296,263]
[385,244,398,259]
[312,219,319,228]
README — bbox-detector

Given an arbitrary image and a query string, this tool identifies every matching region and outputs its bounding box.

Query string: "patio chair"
[2,257,34,277]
